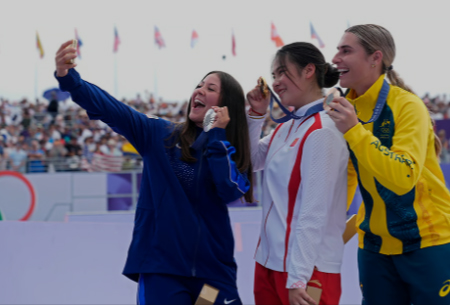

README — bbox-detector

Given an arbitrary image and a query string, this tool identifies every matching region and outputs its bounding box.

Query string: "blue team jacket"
[56,69,250,285]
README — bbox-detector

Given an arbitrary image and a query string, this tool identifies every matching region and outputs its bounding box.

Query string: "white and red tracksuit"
[248,99,349,293]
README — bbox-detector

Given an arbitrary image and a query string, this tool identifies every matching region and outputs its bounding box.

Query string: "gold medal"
[258,77,269,98]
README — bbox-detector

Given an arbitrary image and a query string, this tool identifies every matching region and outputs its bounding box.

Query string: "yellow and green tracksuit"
[344,74,450,255]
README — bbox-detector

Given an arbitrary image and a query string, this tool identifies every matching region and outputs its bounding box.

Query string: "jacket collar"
[346,74,387,123]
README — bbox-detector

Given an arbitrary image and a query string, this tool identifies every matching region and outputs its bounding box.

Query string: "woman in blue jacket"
[55,40,253,305]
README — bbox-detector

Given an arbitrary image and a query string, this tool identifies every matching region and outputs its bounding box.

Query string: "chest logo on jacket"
[379,119,391,138]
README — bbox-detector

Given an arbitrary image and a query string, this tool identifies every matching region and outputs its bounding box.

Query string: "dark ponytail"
[323,63,340,88]
[275,42,337,89]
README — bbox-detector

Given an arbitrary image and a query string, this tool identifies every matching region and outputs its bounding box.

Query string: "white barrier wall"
[0,210,361,305]
[0,172,108,222]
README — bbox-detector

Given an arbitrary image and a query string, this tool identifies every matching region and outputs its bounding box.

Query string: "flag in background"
[232,30,236,56]
[310,22,325,48]
[191,29,198,48]
[113,26,120,53]
[36,31,44,58]
[75,28,83,58]
[271,22,284,47]
[155,26,165,49]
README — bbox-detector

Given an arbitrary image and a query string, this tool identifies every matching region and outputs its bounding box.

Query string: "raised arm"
[54,40,164,156]
[246,83,273,171]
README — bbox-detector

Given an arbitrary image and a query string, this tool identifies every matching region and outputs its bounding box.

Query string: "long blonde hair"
[346,24,415,94]
[347,24,440,157]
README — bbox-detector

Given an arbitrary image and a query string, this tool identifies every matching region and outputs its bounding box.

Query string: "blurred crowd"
[424,93,450,163]
[0,93,190,173]
[2,91,449,174]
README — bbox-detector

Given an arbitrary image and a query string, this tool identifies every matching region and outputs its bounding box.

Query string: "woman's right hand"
[246,82,270,116]
[55,40,78,77]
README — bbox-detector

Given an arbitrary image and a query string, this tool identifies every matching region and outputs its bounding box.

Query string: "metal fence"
[1,154,144,173]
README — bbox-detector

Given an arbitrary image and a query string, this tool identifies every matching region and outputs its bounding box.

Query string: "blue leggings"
[137,273,242,305]
[358,243,450,305]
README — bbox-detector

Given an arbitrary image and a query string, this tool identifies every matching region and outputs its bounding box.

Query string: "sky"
[0,0,448,104]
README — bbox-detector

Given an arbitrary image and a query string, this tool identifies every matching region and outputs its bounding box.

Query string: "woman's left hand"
[211,106,230,129]
[326,97,359,134]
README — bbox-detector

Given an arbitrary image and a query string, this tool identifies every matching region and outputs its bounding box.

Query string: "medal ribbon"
[357,80,390,125]
[269,88,325,123]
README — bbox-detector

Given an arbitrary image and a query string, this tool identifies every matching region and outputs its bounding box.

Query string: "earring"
[371,64,376,68]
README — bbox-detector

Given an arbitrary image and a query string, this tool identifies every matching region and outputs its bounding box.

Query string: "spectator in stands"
[34,124,44,142]
[21,108,32,130]
[65,135,82,157]
[8,101,22,126]
[60,126,73,143]
[27,139,46,173]
[77,123,93,146]
[66,149,81,171]
[47,92,59,125]
[47,124,62,142]
[0,136,5,170]
[55,39,253,304]
[438,129,450,163]
[1,125,18,144]
[0,99,6,126]
[32,103,48,126]
[8,142,28,173]
[103,139,122,157]
[82,136,95,163]
[39,133,53,155]
[47,140,67,172]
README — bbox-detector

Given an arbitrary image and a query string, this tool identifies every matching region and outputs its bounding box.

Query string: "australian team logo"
[379,119,391,139]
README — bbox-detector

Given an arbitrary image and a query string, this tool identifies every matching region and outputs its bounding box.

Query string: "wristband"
[249,108,265,116]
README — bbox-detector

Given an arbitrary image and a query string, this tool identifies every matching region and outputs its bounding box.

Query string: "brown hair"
[170,71,254,202]
[345,24,415,94]
[346,24,441,156]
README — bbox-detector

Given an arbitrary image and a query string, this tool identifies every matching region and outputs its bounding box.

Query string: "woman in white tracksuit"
[246,42,350,305]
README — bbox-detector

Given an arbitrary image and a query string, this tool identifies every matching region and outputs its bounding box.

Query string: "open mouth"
[338,69,349,76]
[276,89,286,96]
[193,99,205,108]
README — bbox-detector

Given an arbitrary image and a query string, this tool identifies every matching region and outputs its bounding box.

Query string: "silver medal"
[203,109,216,132]
[325,93,334,106]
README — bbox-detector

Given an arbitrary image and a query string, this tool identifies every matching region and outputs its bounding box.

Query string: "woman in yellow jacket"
[328,24,450,305]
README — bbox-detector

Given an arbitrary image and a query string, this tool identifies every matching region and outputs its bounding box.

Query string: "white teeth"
[338,69,349,73]
[194,99,205,106]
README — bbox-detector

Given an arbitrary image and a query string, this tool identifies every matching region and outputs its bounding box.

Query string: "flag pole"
[154,66,158,101]
[113,25,119,98]
[114,54,118,97]
[35,59,38,103]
